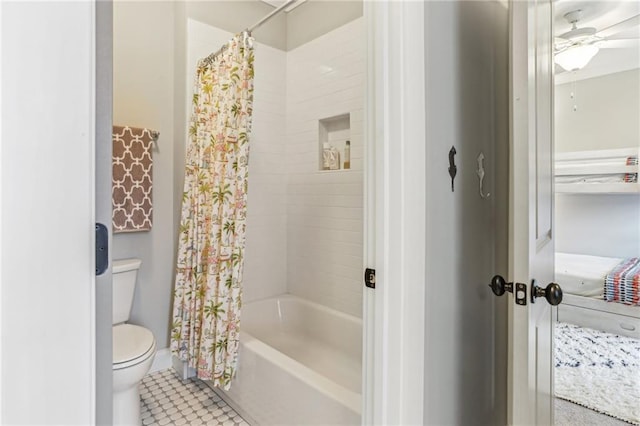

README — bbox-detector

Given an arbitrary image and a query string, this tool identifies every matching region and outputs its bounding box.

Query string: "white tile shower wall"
[187,19,288,303]
[285,18,365,318]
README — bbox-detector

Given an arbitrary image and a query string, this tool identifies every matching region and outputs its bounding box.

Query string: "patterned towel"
[112,126,155,233]
[604,257,640,306]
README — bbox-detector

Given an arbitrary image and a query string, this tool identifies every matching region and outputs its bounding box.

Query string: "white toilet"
[112,258,157,425]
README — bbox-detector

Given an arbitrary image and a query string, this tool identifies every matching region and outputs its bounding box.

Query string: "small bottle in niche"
[322,142,331,170]
[329,146,340,170]
[344,140,351,169]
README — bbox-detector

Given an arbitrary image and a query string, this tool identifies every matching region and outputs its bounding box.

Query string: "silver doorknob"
[531,281,563,305]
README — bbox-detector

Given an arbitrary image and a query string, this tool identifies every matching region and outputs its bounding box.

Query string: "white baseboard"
[149,348,172,373]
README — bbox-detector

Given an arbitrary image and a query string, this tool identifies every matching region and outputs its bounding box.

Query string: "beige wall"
[555,68,640,152]
[180,0,363,52]
[113,1,177,349]
[554,69,640,259]
[181,0,363,52]
[286,1,363,50]
[185,1,286,50]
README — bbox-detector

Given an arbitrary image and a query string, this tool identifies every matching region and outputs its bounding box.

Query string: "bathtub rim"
[242,293,363,329]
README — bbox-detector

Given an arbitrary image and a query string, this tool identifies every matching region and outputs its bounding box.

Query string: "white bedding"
[555,174,635,184]
[555,253,623,298]
[556,158,637,168]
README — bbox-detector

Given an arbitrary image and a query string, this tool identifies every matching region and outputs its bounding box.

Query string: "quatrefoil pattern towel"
[112,126,154,233]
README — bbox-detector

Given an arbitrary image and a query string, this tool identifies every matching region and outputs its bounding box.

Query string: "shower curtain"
[171,32,254,389]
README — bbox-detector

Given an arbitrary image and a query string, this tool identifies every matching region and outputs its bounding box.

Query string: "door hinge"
[95,223,108,276]
[364,268,376,289]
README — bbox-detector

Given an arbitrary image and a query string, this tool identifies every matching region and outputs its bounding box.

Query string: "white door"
[509,0,559,425]
[1,1,97,424]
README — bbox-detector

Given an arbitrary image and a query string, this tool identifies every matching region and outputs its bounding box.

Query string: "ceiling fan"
[554,10,640,71]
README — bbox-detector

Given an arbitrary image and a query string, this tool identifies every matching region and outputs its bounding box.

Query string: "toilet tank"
[112,258,142,325]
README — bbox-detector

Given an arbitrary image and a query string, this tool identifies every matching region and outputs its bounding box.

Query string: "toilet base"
[113,384,142,426]
[112,324,156,425]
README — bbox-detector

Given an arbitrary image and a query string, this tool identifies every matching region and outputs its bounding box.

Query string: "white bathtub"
[213,294,362,425]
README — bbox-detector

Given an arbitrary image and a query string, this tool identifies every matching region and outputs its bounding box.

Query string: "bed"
[555,252,640,339]
[555,148,639,194]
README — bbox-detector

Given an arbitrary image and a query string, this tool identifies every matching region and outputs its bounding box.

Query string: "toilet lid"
[113,324,155,365]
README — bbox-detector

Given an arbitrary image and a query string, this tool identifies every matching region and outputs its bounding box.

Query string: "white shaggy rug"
[555,322,640,425]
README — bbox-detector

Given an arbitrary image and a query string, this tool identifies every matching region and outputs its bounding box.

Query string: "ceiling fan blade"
[597,39,640,49]
[597,14,640,39]
[554,37,573,52]
[606,33,640,41]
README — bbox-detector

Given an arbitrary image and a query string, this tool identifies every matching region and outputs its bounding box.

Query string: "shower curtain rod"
[203,0,298,64]
[248,0,298,33]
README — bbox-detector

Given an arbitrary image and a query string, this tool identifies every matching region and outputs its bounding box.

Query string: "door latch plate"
[364,268,376,289]
[96,223,108,276]
[515,282,527,305]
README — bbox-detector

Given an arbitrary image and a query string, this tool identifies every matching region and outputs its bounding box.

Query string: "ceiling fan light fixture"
[554,44,599,71]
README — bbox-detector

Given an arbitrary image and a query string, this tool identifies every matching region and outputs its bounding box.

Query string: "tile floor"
[140,369,249,426]
[142,369,631,426]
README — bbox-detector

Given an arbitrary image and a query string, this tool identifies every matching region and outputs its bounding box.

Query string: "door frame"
[96,0,114,423]
[508,1,534,422]
[363,1,427,424]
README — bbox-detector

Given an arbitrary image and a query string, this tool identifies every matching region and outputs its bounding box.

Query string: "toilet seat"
[113,324,156,370]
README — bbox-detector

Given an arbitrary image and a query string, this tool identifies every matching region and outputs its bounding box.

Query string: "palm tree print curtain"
[171,32,254,389]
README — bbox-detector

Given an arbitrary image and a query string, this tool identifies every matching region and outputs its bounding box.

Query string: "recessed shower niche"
[318,113,351,171]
